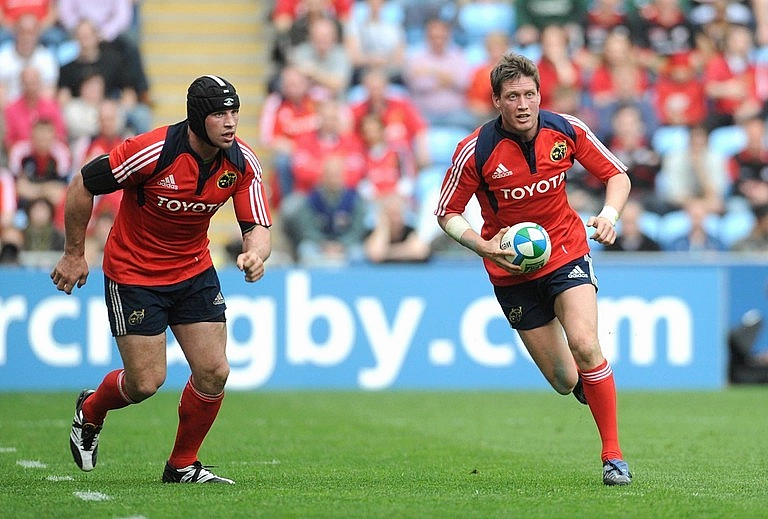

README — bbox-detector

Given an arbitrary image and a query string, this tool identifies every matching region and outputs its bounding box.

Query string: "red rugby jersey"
[102,121,272,285]
[435,111,627,286]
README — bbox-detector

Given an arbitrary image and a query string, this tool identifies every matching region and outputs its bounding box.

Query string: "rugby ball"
[499,222,552,273]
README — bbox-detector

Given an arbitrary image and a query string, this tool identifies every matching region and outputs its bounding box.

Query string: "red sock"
[81,369,135,425]
[580,360,623,462]
[168,378,224,469]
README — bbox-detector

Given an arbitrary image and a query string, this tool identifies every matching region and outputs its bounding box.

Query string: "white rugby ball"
[499,221,552,273]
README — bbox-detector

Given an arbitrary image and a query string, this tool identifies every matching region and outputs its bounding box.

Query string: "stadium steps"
[139,0,278,265]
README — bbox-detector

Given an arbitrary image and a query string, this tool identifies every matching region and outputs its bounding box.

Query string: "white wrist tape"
[597,205,619,226]
[444,215,472,242]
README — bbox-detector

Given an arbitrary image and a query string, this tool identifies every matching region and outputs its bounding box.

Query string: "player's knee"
[550,366,578,395]
[126,375,165,402]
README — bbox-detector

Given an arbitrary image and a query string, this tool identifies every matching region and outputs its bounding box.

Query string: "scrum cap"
[186,75,240,146]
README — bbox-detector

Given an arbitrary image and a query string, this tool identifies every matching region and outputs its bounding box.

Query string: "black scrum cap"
[186,75,240,146]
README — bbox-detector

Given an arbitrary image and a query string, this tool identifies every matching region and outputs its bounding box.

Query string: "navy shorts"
[493,254,598,330]
[104,266,227,337]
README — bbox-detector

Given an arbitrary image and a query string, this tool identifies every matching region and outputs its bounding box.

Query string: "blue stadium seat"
[651,125,689,155]
[657,209,720,249]
[708,125,747,158]
[456,2,515,47]
[427,126,467,165]
[719,209,756,248]
[637,210,662,242]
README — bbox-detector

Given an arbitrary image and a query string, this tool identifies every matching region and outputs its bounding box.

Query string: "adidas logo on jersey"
[491,163,513,179]
[158,174,179,190]
[568,265,589,279]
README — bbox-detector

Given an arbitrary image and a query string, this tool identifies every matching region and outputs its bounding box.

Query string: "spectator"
[667,197,726,251]
[271,0,351,66]
[70,99,129,178]
[703,23,762,130]
[588,29,651,112]
[357,112,416,201]
[603,198,661,252]
[402,17,475,129]
[22,196,63,252]
[691,0,753,60]
[8,117,71,210]
[515,0,587,53]
[62,72,106,143]
[577,0,632,73]
[57,0,150,99]
[606,104,663,211]
[258,66,319,203]
[657,124,729,215]
[594,61,659,143]
[652,51,708,126]
[0,0,66,49]
[537,24,582,112]
[729,116,768,210]
[629,0,697,74]
[57,19,151,135]
[466,31,510,126]
[350,66,430,169]
[731,203,768,252]
[288,16,353,99]
[281,154,368,266]
[363,192,430,263]
[3,64,67,149]
[344,0,406,86]
[398,0,457,44]
[290,98,365,194]
[0,167,21,262]
[0,13,58,106]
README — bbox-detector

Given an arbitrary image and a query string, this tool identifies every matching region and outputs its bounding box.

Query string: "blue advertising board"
[0,259,730,390]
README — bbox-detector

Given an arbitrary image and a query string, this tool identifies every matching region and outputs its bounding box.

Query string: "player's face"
[205,109,239,148]
[493,77,540,141]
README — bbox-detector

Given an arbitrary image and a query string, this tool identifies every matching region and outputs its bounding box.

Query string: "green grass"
[1,388,767,518]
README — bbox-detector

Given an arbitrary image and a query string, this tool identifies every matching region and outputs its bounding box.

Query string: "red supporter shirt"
[435,111,627,286]
[704,54,758,116]
[258,92,318,146]
[363,143,415,197]
[291,130,365,192]
[102,122,272,286]
[653,76,707,126]
[351,96,428,154]
[272,0,351,20]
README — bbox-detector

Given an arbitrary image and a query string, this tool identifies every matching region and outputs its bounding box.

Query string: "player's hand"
[236,250,265,283]
[50,253,89,295]
[484,227,525,275]
[587,215,617,245]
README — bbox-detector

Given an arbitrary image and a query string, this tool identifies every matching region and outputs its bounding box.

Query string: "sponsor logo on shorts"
[213,292,225,305]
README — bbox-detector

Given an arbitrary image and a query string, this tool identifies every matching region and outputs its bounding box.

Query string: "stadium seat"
[657,209,720,249]
[637,210,662,242]
[651,125,689,155]
[350,0,404,25]
[708,125,747,158]
[427,125,467,165]
[456,2,515,47]
[719,209,756,248]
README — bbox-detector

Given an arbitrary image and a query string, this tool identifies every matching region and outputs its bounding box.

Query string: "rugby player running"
[51,75,272,484]
[434,54,633,485]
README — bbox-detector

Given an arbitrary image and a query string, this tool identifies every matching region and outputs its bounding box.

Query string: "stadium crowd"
[3,0,768,269]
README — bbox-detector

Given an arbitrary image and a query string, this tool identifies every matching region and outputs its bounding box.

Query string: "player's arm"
[237,224,271,283]
[51,154,120,293]
[587,172,632,245]
[438,213,521,273]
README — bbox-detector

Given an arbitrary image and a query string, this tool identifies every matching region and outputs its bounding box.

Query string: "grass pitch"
[1,388,767,518]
